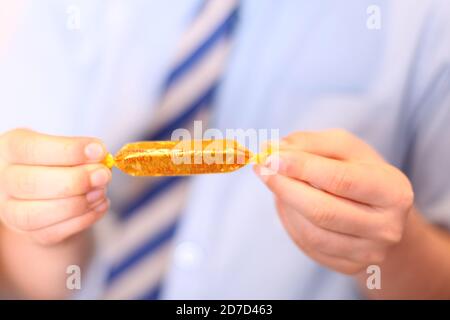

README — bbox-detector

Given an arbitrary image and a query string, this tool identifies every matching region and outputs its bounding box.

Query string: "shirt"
[0,0,449,299]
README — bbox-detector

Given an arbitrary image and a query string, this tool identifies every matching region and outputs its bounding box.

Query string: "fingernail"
[264,154,285,173]
[85,143,105,161]
[90,168,111,187]
[86,189,105,204]
[253,164,273,182]
[95,199,110,213]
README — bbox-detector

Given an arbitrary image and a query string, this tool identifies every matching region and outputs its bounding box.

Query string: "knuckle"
[3,200,39,231]
[292,154,310,180]
[301,228,323,249]
[370,250,387,264]
[4,129,37,163]
[66,197,89,217]
[310,202,336,227]
[285,131,306,142]
[16,170,37,196]
[1,200,18,227]
[4,166,37,197]
[379,222,403,244]
[386,167,414,209]
[327,167,354,194]
[395,182,414,210]
[283,132,312,149]
[328,128,352,140]
[61,174,78,196]
[339,263,365,275]
[63,169,90,196]
[62,139,84,163]
[361,249,387,264]
[6,203,35,231]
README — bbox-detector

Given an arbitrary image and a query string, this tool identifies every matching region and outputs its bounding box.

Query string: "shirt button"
[173,241,205,270]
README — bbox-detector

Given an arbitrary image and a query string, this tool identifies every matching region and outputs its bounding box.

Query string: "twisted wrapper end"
[102,153,115,169]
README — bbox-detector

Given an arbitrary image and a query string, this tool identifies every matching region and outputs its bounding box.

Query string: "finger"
[3,164,111,200]
[269,150,405,207]
[282,129,384,163]
[29,199,110,246]
[296,242,365,275]
[278,200,387,265]
[1,189,107,231]
[254,165,397,241]
[0,128,107,166]
[276,200,364,275]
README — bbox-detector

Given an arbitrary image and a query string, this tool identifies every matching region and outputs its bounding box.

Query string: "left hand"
[254,129,415,274]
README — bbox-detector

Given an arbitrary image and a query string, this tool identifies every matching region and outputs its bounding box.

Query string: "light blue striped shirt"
[1,0,449,299]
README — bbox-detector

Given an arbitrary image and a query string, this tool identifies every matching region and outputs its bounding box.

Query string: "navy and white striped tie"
[104,0,240,299]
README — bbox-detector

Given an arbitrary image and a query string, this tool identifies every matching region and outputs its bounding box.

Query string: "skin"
[1,128,450,298]
[254,129,450,299]
[0,129,111,298]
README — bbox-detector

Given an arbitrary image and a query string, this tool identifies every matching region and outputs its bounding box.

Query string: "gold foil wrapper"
[103,140,255,177]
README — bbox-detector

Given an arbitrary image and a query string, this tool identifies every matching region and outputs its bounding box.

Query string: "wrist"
[355,207,441,298]
[387,207,431,260]
[0,222,93,298]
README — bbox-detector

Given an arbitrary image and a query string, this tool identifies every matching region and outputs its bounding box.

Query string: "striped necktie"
[104,0,240,300]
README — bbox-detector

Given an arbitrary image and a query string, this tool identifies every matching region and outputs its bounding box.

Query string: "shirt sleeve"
[71,214,118,300]
[403,0,450,228]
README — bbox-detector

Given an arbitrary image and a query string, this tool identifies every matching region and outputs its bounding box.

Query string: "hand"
[254,129,415,274]
[0,129,111,246]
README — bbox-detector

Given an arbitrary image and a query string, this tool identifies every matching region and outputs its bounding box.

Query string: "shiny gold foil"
[103,140,256,176]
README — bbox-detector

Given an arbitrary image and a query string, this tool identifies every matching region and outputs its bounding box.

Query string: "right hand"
[0,129,111,245]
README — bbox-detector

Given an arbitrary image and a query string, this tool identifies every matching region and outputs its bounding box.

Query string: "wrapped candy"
[102,139,270,177]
